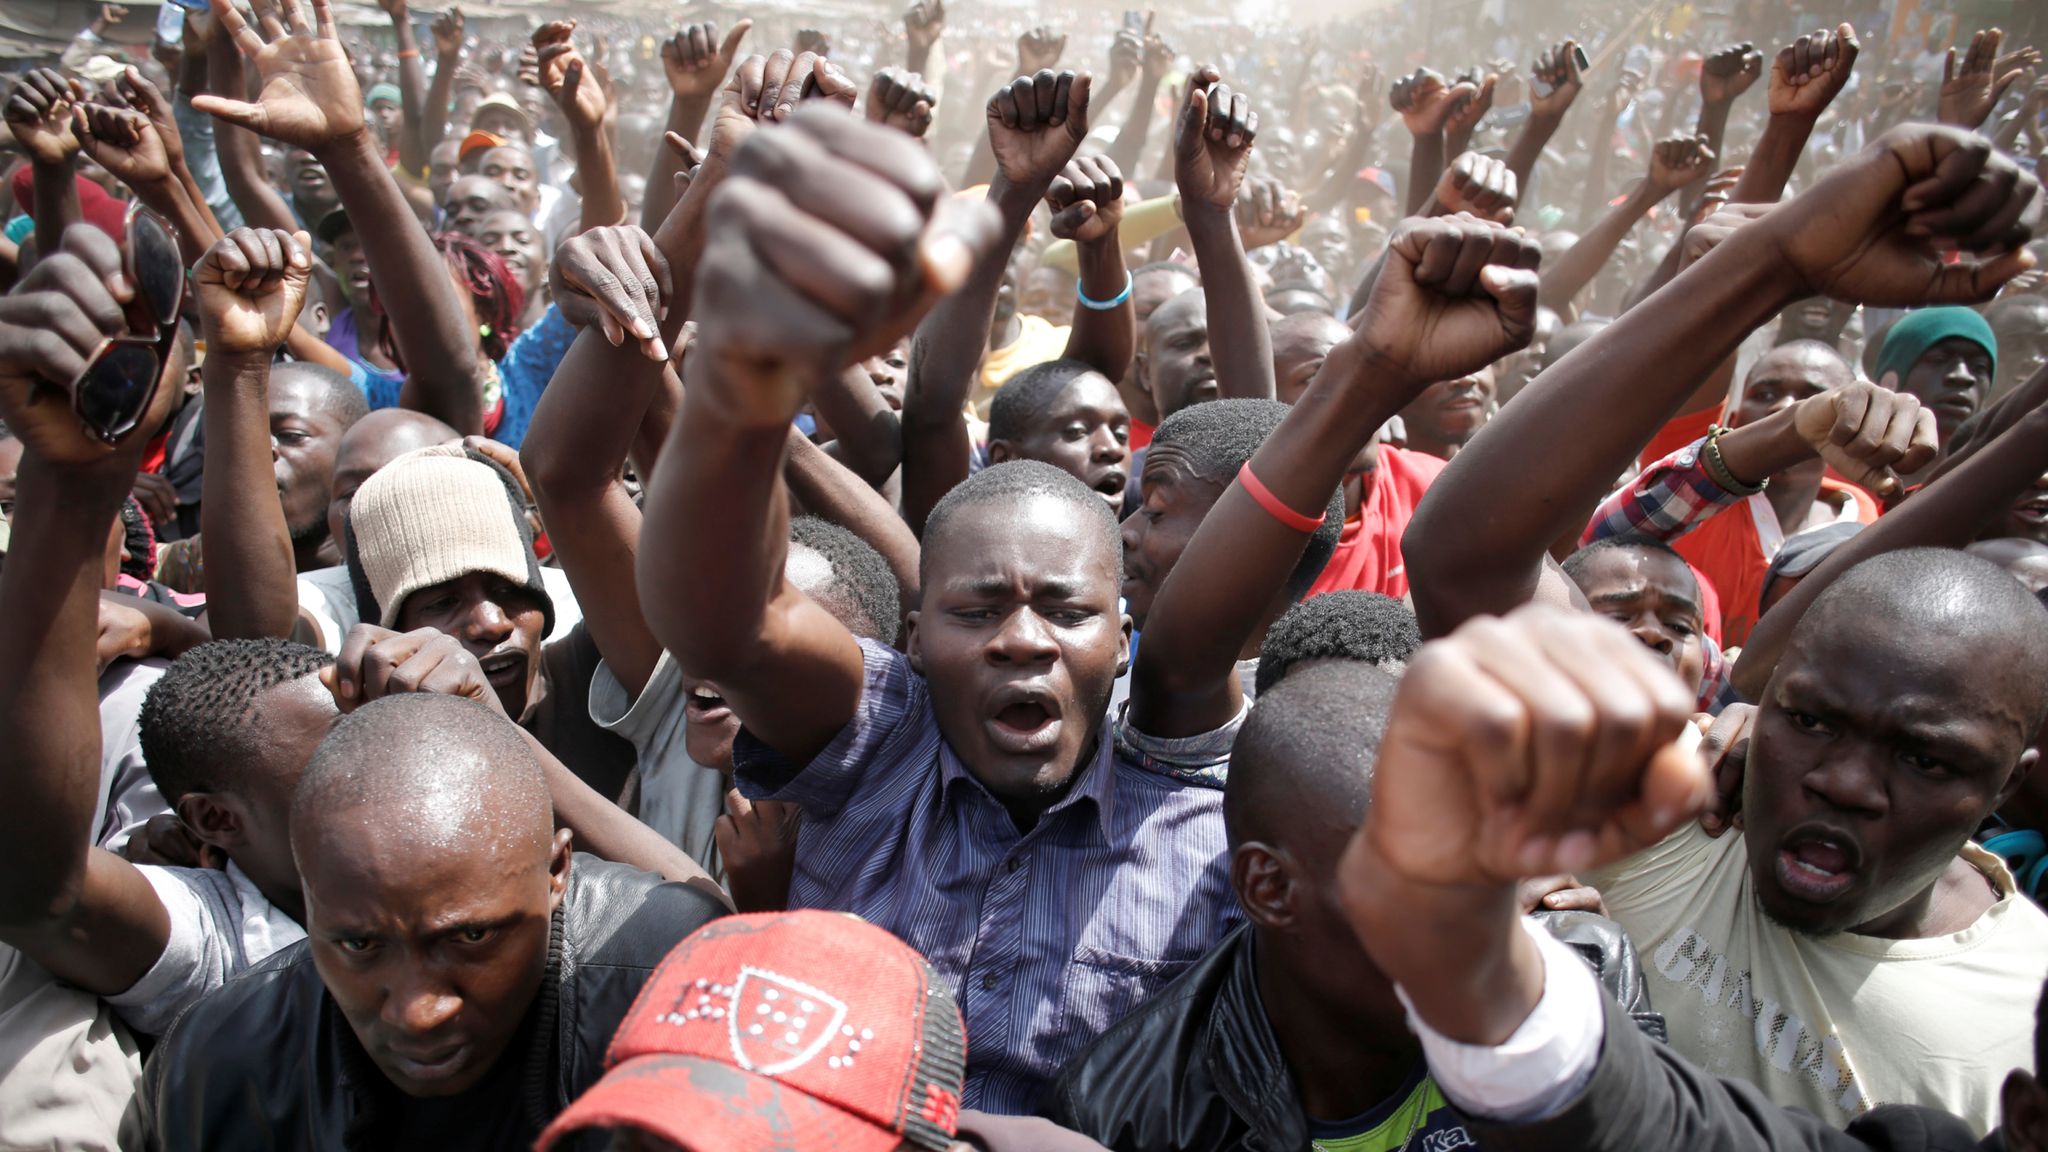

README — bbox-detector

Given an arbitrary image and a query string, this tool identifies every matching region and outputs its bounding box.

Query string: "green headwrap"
[1873,306,1996,385]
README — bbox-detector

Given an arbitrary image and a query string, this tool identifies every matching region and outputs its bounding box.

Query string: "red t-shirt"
[1128,418,1154,452]
[1675,479,1879,648]
[1302,445,1445,601]
[1640,406,1717,472]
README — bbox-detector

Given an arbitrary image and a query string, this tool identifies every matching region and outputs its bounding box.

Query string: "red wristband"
[1237,462,1325,533]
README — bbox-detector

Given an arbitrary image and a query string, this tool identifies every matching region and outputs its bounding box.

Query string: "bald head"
[327,409,462,547]
[1792,548,2048,736]
[1225,660,1397,865]
[291,693,551,862]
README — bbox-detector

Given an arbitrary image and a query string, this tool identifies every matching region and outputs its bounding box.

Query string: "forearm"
[200,352,298,639]
[318,129,481,431]
[31,161,79,262]
[1185,204,1274,400]
[572,125,625,235]
[1735,404,2048,699]
[284,324,353,373]
[393,15,429,175]
[534,731,731,908]
[209,33,299,232]
[1541,185,1657,312]
[1105,76,1162,177]
[1683,100,1734,217]
[1039,194,1179,272]
[1342,842,1538,1046]
[422,48,458,154]
[1504,110,1563,194]
[901,177,1036,532]
[131,175,221,268]
[650,144,728,343]
[785,429,921,624]
[1730,114,1816,204]
[1576,110,1623,228]
[1060,232,1134,380]
[1132,338,1418,735]
[1305,126,1373,215]
[0,460,129,925]
[808,364,902,491]
[1404,129,1446,216]
[1407,235,1794,637]
[640,94,712,233]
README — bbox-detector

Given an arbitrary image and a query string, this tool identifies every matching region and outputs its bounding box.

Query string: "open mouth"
[1774,825,1861,903]
[685,683,731,725]
[1091,471,1127,504]
[985,685,1063,755]
[2014,493,2048,524]
[479,649,526,687]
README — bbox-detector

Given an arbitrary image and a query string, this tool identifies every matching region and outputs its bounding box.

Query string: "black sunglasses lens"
[131,213,184,324]
[76,344,161,441]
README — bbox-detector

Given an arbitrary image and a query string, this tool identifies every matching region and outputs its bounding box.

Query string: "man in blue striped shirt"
[636,109,1243,1114]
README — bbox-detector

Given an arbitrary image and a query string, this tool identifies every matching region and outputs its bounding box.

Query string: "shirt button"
[1006,858,1020,874]
[981,972,998,991]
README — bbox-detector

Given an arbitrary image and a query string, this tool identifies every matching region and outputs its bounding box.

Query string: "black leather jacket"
[136,855,726,1152]
[1041,912,1664,1152]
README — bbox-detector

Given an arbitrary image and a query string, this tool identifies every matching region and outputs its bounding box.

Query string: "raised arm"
[420,7,463,157]
[5,70,86,260]
[784,429,922,631]
[205,16,298,233]
[1053,155,1135,383]
[1131,216,1541,739]
[1174,69,1272,401]
[1939,28,2030,132]
[525,22,622,235]
[1504,40,1584,196]
[902,0,944,76]
[1685,43,1762,218]
[1574,70,1635,231]
[639,107,996,764]
[1104,29,1173,180]
[196,228,314,641]
[1539,133,1712,315]
[900,69,1092,534]
[522,226,673,698]
[1730,25,1858,206]
[73,102,221,267]
[0,225,181,996]
[1404,126,2041,638]
[1391,68,1472,217]
[378,0,428,176]
[111,66,226,250]
[196,0,483,433]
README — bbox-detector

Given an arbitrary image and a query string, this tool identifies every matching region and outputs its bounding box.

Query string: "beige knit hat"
[343,445,553,631]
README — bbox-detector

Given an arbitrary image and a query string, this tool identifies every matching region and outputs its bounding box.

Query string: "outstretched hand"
[195,227,313,356]
[687,106,1001,428]
[191,0,365,154]
[1940,27,2031,129]
[526,21,611,132]
[1174,68,1257,212]
[985,69,1093,190]
[550,225,672,361]
[1356,214,1541,387]
[1347,604,1707,888]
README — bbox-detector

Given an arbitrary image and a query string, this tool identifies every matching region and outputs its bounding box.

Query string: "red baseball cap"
[537,912,968,1152]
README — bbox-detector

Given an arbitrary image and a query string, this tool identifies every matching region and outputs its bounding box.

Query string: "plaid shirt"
[1580,437,1743,712]
[1580,437,1742,549]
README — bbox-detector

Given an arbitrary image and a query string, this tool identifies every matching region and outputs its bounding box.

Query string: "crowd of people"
[3,0,2048,1147]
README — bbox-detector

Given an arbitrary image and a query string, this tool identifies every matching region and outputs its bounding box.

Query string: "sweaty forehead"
[1574,547,1698,603]
[1148,290,1209,336]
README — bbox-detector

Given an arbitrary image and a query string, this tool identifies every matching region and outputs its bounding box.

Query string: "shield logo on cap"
[727,967,847,1077]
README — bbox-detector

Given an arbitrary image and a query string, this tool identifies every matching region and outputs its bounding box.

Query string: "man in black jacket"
[1042,644,1659,1152]
[1337,604,2048,1152]
[136,692,728,1151]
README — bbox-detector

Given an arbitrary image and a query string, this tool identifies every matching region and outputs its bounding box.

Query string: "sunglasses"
[69,204,185,445]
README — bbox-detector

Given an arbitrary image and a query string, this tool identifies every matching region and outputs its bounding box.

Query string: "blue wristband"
[1076,271,1134,311]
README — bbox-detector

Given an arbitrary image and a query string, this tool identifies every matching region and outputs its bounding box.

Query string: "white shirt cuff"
[1397,916,1606,1123]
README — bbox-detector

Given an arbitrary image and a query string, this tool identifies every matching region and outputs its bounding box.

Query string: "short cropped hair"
[139,639,335,801]
[790,516,901,646]
[923,461,1122,587]
[988,358,1098,444]
[1255,591,1421,694]
[1151,399,1344,603]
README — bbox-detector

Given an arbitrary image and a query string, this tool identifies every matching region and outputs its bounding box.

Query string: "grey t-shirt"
[587,650,728,884]
[107,863,304,1036]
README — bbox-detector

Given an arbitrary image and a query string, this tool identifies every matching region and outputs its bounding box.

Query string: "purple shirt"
[734,639,1241,1115]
